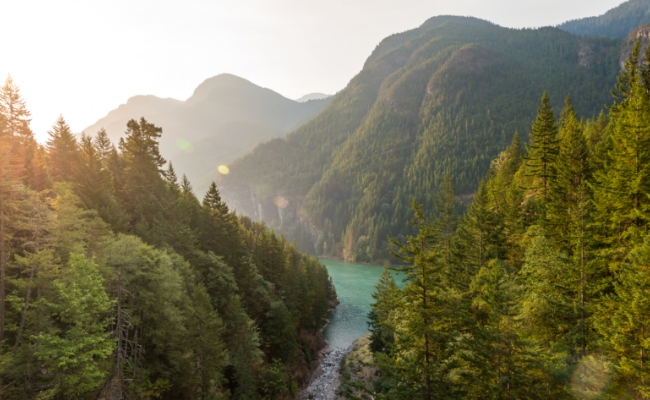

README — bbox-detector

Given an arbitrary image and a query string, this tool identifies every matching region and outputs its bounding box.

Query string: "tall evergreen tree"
[547,96,591,245]
[593,41,650,269]
[0,75,32,139]
[368,268,401,353]
[525,92,560,204]
[117,118,168,243]
[46,115,79,182]
[386,199,461,400]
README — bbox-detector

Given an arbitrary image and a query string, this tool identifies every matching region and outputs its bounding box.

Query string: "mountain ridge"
[557,0,650,38]
[220,15,626,260]
[83,73,332,194]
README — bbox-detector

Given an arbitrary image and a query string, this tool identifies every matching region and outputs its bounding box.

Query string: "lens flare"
[218,165,229,175]
[175,138,194,152]
[570,355,611,399]
[274,196,288,209]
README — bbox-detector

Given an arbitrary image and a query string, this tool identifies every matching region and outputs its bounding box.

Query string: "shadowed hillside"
[84,74,331,193]
[220,16,624,260]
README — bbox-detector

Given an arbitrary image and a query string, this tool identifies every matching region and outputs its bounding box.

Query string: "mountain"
[84,74,332,193]
[557,0,650,38]
[620,21,650,65]
[295,93,332,102]
[86,95,184,134]
[220,15,624,260]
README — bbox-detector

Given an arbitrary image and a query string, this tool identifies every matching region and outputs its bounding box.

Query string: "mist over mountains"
[81,0,650,261]
[295,93,332,102]
[220,11,637,260]
[84,74,331,193]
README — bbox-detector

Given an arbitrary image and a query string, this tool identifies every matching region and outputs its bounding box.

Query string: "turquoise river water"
[321,259,389,350]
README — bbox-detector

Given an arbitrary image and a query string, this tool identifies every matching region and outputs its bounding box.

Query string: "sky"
[1,0,627,142]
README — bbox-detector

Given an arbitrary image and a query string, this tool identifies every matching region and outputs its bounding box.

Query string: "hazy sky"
[1,0,626,142]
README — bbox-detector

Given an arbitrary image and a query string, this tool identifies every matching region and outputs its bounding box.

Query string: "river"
[321,259,389,350]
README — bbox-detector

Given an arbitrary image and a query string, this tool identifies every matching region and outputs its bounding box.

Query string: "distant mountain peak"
[295,93,332,103]
[124,94,183,106]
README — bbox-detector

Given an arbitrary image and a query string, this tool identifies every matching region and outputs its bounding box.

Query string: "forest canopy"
[0,76,334,399]
[364,39,650,399]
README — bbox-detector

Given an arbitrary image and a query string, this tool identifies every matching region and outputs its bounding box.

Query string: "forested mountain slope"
[557,0,650,39]
[221,16,622,262]
[0,77,333,399]
[84,74,331,193]
[364,39,650,399]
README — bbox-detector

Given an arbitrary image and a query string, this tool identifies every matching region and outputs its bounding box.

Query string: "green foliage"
[525,92,560,203]
[366,39,650,400]
[557,0,650,39]
[222,17,623,264]
[0,79,334,399]
[34,254,115,399]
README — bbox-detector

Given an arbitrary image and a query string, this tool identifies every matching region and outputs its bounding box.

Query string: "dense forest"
[0,76,334,399]
[557,0,650,39]
[219,16,625,263]
[363,40,650,399]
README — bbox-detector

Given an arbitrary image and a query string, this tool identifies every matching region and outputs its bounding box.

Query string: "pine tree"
[525,92,560,203]
[117,118,168,243]
[547,96,591,245]
[0,133,24,342]
[163,162,180,194]
[434,172,458,260]
[452,182,504,290]
[386,199,460,399]
[595,237,650,397]
[47,115,79,182]
[0,75,32,139]
[465,260,541,399]
[611,39,642,115]
[368,268,401,353]
[518,227,576,396]
[593,42,650,268]
[75,134,127,231]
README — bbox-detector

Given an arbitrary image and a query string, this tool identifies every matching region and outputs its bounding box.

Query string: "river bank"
[299,334,377,400]
[299,346,347,400]
[297,259,385,399]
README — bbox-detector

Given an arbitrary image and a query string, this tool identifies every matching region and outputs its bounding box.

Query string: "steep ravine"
[299,259,392,398]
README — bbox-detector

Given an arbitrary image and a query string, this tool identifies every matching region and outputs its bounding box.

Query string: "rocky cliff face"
[579,41,614,67]
[620,22,650,67]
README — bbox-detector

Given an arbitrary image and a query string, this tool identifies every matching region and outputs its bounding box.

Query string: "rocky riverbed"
[299,346,348,400]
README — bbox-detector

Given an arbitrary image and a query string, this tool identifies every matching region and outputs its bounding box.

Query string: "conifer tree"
[593,43,650,265]
[76,134,127,231]
[387,199,460,400]
[465,260,541,399]
[434,172,458,260]
[525,92,560,203]
[181,174,194,196]
[595,237,650,396]
[547,96,591,245]
[164,162,180,194]
[0,75,32,139]
[519,228,576,396]
[46,115,78,182]
[611,39,642,114]
[117,118,168,243]
[0,133,24,342]
[453,181,505,291]
[368,268,401,353]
